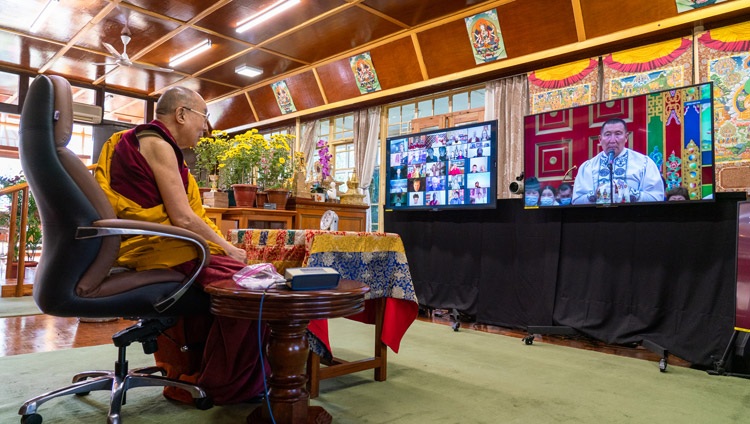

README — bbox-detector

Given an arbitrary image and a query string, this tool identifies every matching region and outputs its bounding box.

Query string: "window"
[104,92,147,124]
[385,85,485,136]
[317,113,355,192]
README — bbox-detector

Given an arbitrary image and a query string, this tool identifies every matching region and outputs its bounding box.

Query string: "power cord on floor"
[257,282,285,424]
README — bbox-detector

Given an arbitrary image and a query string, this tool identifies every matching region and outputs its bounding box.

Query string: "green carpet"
[0,296,41,317]
[2,319,749,423]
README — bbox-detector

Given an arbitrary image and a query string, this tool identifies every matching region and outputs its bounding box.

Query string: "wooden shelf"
[286,197,368,232]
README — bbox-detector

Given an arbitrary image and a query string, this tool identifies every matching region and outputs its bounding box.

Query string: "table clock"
[320,210,339,230]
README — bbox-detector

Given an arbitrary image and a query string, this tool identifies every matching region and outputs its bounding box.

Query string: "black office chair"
[16,75,213,424]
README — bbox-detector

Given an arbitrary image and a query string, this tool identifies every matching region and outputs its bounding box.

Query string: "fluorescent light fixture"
[30,0,59,33]
[236,0,301,34]
[235,64,263,77]
[169,39,212,68]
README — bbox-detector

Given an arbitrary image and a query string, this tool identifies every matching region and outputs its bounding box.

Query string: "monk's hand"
[228,245,248,263]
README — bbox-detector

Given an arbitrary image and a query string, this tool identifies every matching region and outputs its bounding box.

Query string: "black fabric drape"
[384,194,741,367]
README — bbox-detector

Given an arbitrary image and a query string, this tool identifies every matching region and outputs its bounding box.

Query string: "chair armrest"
[76,219,210,313]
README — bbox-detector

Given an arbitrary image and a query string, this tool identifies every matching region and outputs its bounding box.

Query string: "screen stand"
[707,330,750,379]
[522,325,577,345]
[523,327,671,372]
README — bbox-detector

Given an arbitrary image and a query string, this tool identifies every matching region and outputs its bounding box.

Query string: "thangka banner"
[675,0,728,14]
[697,21,750,192]
[349,52,381,94]
[604,37,693,100]
[272,80,296,115]
[528,58,599,114]
[465,9,506,64]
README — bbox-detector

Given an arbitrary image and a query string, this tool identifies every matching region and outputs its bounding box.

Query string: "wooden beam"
[571,0,586,42]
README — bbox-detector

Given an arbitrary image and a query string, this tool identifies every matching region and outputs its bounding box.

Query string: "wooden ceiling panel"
[74,8,180,54]
[0,0,99,43]
[196,0,345,46]
[1,0,747,130]
[497,0,578,58]
[209,93,256,131]
[580,0,678,39]
[47,48,113,83]
[369,36,423,89]
[99,64,186,95]
[283,71,325,110]
[124,0,224,23]
[362,0,493,27]
[251,85,285,122]
[263,7,405,64]
[0,36,62,70]
[138,28,248,74]
[164,77,238,101]
[417,20,477,79]
[199,49,306,88]
[316,59,361,104]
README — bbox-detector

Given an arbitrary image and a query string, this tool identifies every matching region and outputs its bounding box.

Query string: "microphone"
[562,165,577,181]
[607,149,615,168]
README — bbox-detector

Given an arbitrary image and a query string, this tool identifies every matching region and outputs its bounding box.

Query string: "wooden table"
[206,279,369,424]
[207,207,296,231]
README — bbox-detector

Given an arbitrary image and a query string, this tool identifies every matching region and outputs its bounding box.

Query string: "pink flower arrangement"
[316,139,332,180]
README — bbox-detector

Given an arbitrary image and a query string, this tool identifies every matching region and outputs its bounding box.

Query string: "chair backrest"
[19,75,195,318]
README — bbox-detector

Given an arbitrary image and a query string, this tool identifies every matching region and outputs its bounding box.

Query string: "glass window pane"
[417,100,432,117]
[401,104,415,122]
[388,107,400,125]
[452,92,469,112]
[318,120,330,137]
[434,96,449,115]
[470,89,485,108]
[104,93,146,125]
[0,71,20,106]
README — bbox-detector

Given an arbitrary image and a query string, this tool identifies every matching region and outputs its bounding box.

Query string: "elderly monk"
[95,86,267,405]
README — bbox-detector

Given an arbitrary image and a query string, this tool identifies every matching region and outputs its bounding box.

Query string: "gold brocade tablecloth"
[228,229,419,354]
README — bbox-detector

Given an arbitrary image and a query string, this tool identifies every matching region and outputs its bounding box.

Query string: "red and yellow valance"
[528,58,598,89]
[603,38,692,73]
[698,21,750,52]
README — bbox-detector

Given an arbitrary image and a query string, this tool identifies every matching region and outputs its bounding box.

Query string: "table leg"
[248,320,332,424]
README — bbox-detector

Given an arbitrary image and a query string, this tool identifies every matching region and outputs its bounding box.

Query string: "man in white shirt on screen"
[572,118,664,205]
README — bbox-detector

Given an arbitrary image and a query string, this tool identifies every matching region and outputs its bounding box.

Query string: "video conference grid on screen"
[387,121,497,210]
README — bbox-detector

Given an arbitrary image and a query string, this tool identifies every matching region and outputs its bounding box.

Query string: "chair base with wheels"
[18,318,213,424]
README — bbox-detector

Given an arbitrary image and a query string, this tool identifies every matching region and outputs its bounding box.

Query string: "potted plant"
[257,133,295,209]
[0,173,42,271]
[217,129,267,207]
[193,130,231,191]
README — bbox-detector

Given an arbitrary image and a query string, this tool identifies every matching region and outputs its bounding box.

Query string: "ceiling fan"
[93,26,173,72]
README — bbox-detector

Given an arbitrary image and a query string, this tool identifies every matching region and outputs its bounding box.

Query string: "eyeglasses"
[181,106,210,122]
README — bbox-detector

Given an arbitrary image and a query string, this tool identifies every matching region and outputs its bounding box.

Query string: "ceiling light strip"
[169,40,212,67]
[236,0,301,34]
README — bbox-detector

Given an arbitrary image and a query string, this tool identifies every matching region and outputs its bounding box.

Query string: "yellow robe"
[95,130,227,270]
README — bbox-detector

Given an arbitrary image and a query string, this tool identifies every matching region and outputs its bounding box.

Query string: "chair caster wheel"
[452,322,460,332]
[523,335,534,345]
[194,396,214,410]
[21,413,43,424]
[659,358,667,372]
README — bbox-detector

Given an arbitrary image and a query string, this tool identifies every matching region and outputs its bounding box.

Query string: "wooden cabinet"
[286,197,368,231]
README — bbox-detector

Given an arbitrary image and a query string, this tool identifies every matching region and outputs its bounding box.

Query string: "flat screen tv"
[385,120,498,211]
[522,82,714,208]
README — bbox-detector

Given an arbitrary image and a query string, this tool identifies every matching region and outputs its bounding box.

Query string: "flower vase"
[266,188,290,210]
[232,184,258,207]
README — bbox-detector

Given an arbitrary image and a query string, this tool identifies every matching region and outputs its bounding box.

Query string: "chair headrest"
[46,75,74,149]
